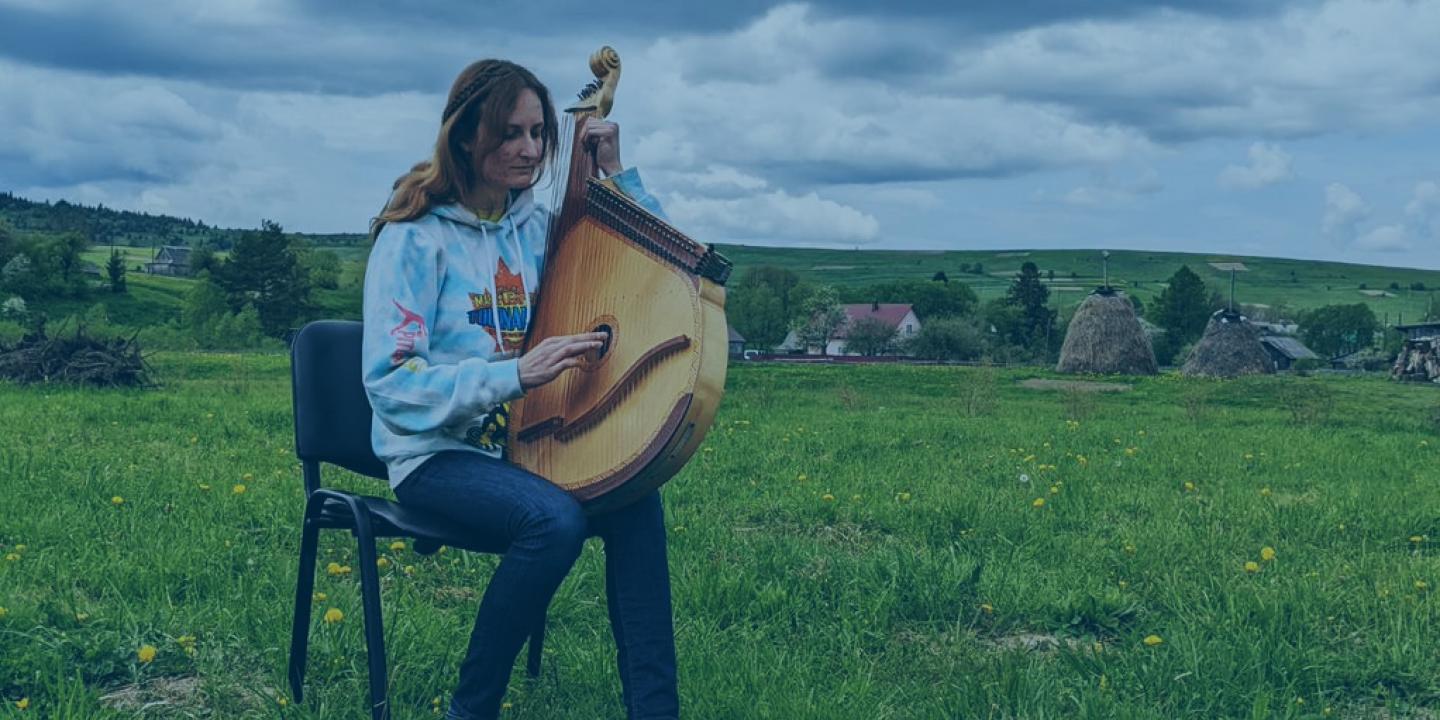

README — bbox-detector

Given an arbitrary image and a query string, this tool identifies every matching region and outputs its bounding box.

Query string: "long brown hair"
[370,59,559,239]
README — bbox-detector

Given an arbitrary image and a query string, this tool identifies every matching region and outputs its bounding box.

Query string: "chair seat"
[313,493,508,556]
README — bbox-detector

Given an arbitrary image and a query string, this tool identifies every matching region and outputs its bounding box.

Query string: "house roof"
[833,304,914,339]
[1260,336,1318,360]
[157,245,192,263]
[727,325,745,343]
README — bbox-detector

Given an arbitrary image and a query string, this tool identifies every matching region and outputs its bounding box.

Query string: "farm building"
[1259,335,1318,371]
[778,303,921,356]
[727,325,746,357]
[1391,321,1440,383]
[1056,288,1157,375]
[145,245,193,277]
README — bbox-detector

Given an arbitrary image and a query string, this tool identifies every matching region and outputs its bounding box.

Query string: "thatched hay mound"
[0,323,152,387]
[1181,312,1272,378]
[1056,290,1157,375]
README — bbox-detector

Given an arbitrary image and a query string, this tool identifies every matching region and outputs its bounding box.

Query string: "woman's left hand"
[581,117,623,177]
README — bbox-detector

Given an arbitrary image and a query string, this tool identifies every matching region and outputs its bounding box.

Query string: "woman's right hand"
[518,332,608,390]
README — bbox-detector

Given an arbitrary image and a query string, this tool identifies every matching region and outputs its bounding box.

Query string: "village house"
[145,245,193,277]
[727,325,746,357]
[778,303,921,356]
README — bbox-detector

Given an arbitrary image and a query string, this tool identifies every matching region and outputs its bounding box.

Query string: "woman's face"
[472,88,545,193]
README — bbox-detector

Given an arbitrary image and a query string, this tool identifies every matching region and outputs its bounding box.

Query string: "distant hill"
[5,191,1438,327]
[0,192,366,249]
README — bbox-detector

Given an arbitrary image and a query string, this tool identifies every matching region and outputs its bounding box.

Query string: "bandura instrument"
[509,46,732,515]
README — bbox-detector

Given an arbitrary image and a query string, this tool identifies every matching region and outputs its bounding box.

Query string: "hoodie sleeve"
[361,223,523,436]
[609,167,668,220]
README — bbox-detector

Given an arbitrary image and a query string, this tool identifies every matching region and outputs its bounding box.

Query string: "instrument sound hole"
[593,324,613,359]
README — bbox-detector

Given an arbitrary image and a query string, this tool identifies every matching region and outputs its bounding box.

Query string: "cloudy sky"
[3,0,1439,269]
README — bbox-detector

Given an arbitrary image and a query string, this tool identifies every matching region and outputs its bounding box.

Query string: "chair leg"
[351,508,389,720]
[288,508,323,703]
[527,618,545,679]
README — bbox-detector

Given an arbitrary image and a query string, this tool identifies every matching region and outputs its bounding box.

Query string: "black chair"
[287,319,546,720]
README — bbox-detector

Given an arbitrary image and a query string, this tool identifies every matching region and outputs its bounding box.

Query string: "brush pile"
[1392,337,1440,384]
[0,322,152,387]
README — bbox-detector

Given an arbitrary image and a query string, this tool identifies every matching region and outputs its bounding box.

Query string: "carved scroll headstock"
[565,46,621,118]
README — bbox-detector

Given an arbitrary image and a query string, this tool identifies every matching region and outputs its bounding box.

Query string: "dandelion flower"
[979,603,993,614]
[16,697,29,710]
[138,644,157,663]
[323,608,344,624]
[1032,497,1046,508]
[1143,634,1163,647]
[1244,561,1260,573]
[389,541,406,552]
[404,565,416,576]
[1124,447,1137,457]
[797,473,807,482]
[1260,487,1271,497]
[1183,482,1195,492]
[3,553,17,562]
[821,493,835,503]
[1123,544,1136,555]
[326,562,351,576]
[1417,580,1430,591]
[111,496,125,506]
[232,484,246,495]
[75,612,88,622]
[1410,536,1424,544]
[897,492,912,502]
[242,473,253,482]
[277,696,288,708]
[376,557,391,570]
[0,606,7,618]
[1049,486,1060,495]
[313,592,327,602]
[502,702,513,710]
[1260,547,1276,562]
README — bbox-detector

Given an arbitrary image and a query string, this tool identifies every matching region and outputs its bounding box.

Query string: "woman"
[361,59,679,720]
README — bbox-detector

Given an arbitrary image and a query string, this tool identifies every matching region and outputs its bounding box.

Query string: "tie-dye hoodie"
[361,168,664,489]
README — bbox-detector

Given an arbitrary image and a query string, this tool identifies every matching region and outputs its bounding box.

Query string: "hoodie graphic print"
[361,168,665,489]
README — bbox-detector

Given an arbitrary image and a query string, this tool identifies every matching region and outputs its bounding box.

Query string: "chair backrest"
[290,320,390,482]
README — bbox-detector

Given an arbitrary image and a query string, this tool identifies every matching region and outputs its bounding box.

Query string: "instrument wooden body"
[509,48,730,515]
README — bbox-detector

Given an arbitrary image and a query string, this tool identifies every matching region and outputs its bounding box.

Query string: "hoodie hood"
[429,186,538,229]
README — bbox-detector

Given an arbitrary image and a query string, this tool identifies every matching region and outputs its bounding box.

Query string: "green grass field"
[2,356,1439,718]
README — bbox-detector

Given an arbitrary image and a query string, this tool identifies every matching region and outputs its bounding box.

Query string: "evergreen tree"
[1148,265,1211,346]
[1003,261,1056,354]
[106,248,126,293]
[215,220,313,337]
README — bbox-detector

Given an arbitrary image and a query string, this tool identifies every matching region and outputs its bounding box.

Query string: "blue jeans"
[395,450,679,720]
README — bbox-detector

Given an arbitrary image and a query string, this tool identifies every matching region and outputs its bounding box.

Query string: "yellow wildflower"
[1260,487,1271,497]
[138,644,157,663]
[821,493,835,502]
[313,592,327,602]
[1123,544,1136,555]
[1049,485,1060,495]
[979,603,993,614]
[323,608,344,624]
[502,702,512,711]
[3,553,17,562]
[232,484,246,495]
[111,496,125,506]
[0,607,7,618]
[376,557,391,570]
[404,565,416,576]
[277,696,288,708]
[390,541,406,552]
[1244,561,1260,573]
[850,494,861,503]
[1124,447,1137,457]
[242,473,253,482]
[1417,580,1430,591]
[326,562,351,576]
[16,697,29,710]
[1260,547,1276,562]
[797,473,807,482]
[1183,482,1195,492]
[75,612,89,622]
[1410,535,1425,544]
[198,483,211,491]
[1032,497,1046,508]
[897,492,912,502]
[1143,634,1163,647]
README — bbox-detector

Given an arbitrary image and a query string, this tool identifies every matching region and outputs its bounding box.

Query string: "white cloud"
[1322,183,1369,243]
[1218,142,1293,189]
[662,189,880,246]
[1353,224,1411,252]
[1406,181,1440,242]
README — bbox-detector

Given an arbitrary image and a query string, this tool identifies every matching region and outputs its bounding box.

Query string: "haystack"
[1181,310,1272,378]
[1391,337,1440,383]
[1056,289,1157,375]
